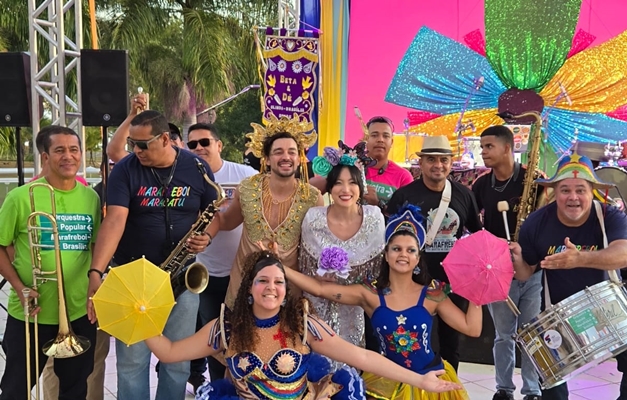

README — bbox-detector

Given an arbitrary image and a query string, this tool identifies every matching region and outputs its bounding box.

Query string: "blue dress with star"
[362,282,469,400]
[194,306,365,400]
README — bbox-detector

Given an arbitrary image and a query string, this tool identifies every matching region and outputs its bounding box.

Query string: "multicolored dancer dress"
[195,307,365,400]
[363,282,469,400]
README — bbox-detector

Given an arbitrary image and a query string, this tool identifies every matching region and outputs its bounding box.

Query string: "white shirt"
[196,160,257,276]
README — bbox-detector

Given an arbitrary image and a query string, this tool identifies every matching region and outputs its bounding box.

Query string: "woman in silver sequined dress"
[301,158,385,350]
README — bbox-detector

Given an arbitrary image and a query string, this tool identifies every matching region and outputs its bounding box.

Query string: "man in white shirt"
[186,123,257,392]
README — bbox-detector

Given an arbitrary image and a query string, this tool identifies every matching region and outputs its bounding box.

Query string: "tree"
[99,0,277,141]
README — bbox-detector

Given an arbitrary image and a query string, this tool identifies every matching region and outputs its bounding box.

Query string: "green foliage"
[214,90,263,163]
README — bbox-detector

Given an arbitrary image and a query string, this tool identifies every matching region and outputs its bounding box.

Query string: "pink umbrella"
[441,230,515,306]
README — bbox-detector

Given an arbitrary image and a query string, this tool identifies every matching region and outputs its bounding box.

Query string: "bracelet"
[87,269,104,279]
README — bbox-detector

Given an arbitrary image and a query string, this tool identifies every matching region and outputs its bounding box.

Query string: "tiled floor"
[0,283,622,399]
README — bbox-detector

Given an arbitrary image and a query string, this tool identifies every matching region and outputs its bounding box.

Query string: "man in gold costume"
[217,115,324,308]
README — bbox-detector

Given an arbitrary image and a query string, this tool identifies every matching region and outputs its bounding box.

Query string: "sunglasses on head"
[187,138,213,150]
[127,133,164,150]
[367,116,395,131]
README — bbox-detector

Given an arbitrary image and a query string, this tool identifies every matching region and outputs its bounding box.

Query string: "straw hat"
[417,136,453,156]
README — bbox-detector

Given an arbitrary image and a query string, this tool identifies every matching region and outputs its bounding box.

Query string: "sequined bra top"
[370,284,443,374]
[209,310,334,400]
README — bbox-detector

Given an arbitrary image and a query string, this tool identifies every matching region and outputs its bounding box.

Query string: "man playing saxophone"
[86,110,218,400]
[472,125,545,400]
[0,125,100,400]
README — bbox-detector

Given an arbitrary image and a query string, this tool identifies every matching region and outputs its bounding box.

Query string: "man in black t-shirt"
[472,126,542,400]
[511,153,627,400]
[86,110,218,400]
[387,135,482,372]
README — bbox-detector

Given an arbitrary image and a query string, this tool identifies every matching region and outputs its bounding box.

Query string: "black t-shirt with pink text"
[107,148,217,266]
[519,202,627,304]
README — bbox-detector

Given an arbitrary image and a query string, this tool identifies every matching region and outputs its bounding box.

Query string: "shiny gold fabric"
[363,360,469,400]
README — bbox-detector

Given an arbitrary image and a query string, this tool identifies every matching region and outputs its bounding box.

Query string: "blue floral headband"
[385,203,427,249]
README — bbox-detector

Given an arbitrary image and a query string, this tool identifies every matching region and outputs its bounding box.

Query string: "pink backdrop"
[344,0,627,145]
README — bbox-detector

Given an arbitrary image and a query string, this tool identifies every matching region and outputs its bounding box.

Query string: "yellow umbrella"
[92,257,176,346]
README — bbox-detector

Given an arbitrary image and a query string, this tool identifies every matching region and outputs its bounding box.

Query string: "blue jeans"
[116,290,199,400]
[488,272,542,396]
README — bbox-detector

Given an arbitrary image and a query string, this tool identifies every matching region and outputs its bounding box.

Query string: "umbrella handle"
[505,296,521,316]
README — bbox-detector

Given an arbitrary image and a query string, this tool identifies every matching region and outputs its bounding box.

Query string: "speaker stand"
[100,126,109,215]
[15,127,25,186]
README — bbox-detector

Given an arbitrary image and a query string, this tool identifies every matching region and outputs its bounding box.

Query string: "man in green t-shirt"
[0,125,100,400]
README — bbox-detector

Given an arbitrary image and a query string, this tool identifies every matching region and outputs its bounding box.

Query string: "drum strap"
[543,200,609,309]
[425,179,452,246]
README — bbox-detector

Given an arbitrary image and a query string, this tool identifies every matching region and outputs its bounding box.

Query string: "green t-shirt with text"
[0,179,100,324]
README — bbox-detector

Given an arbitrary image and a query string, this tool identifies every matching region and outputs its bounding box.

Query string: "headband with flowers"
[311,141,375,189]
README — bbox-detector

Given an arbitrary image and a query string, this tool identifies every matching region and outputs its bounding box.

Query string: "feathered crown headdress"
[246,113,317,159]
[385,203,427,249]
[311,140,375,192]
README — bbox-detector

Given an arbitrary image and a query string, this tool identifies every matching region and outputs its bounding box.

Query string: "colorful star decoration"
[387,325,420,358]
[386,0,627,163]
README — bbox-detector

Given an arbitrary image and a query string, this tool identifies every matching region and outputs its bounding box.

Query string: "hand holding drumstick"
[497,200,521,316]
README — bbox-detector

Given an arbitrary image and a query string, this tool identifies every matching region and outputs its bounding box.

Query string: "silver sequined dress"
[299,205,385,350]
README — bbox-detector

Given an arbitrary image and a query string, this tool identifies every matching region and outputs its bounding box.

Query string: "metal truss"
[278,0,300,33]
[28,0,83,174]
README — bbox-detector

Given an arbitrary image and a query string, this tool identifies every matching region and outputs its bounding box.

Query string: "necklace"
[261,177,297,228]
[254,313,280,328]
[491,162,520,193]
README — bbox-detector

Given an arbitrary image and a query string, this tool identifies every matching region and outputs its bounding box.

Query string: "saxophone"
[498,111,543,242]
[162,158,226,299]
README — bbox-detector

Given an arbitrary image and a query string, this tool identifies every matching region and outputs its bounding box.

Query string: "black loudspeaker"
[0,52,31,127]
[81,49,129,126]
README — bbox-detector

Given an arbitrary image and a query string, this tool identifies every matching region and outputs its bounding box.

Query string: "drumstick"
[497,201,521,315]
[497,201,511,242]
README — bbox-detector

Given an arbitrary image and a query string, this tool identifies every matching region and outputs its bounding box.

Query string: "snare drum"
[516,280,627,389]
[594,167,627,210]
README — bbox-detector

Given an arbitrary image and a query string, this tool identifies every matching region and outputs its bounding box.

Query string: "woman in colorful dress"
[300,141,385,349]
[145,250,463,400]
[284,205,483,399]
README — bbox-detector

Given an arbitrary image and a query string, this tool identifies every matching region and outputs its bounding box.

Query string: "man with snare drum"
[510,153,627,400]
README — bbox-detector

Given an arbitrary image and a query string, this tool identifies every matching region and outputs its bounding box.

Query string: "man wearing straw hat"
[387,135,482,372]
[510,153,627,400]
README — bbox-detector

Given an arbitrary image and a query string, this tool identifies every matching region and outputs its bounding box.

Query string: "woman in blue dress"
[284,204,483,399]
[144,249,463,400]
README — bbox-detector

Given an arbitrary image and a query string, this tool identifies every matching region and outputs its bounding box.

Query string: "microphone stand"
[454,76,484,160]
[196,85,261,117]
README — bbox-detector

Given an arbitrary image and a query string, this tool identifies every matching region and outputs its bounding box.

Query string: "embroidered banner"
[263,32,319,123]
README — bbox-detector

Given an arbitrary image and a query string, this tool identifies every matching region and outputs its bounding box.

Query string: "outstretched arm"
[309,319,462,393]
[284,268,372,311]
[107,93,146,163]
[436,297,482,337]
[146,318,221,363]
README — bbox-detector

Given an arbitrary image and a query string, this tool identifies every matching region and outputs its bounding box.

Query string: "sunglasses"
[187,138,213,150]
[170,133,181,142]
[127,133,164,150]
[367,116,395,132]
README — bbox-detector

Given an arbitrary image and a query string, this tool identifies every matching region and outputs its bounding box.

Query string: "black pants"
[0,314,96,400]
[435,292,467,372]
[190,275,229,381]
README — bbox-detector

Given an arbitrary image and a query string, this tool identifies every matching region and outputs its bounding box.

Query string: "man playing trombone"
[0,125,100,400]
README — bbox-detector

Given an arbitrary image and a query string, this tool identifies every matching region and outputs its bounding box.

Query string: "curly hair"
[376,230,431,290]
[229,250,310,353]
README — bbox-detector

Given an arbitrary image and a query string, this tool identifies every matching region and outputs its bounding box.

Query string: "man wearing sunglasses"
[362,116,413,211]
[185,123,256,392]
[86,110,219,400]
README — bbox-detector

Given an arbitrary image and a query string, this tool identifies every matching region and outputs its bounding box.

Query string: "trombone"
[24,183,91,399]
